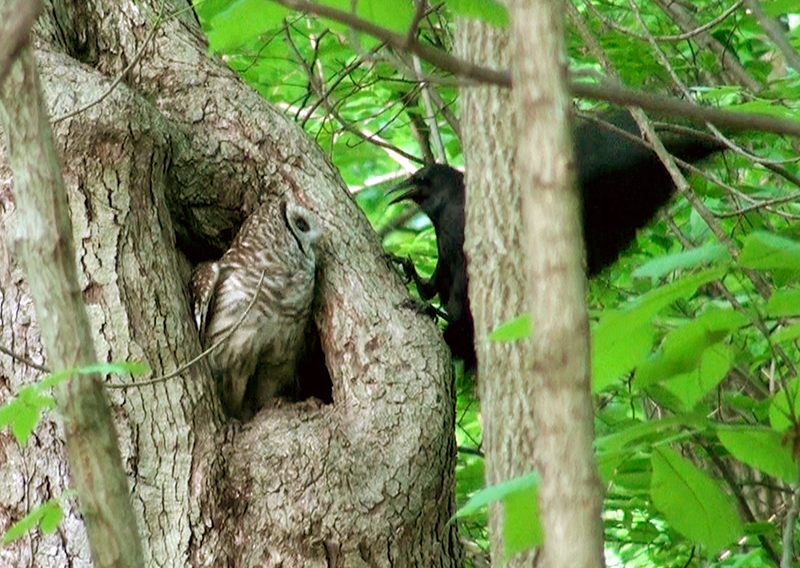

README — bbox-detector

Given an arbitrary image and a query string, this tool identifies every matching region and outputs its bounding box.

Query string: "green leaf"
[502,478,542,558]
[717,426,797,483]
[7,385,50,448]
[592,268,726,392]
[40,360,149,389]
[634,308,746,389]
[76,360,149,377]
[38,500,64,534]
[454,472,543,558]
[444,0,508,27]
[632,268,728,313]
[319,0,413,42]
[3,500,48,544]
[10,404,41,448]
[612,455,653,492]
[0,399,16,429]
[761,0,800,17]
[452,471,540,520]
[455,457,485,505]
[592,309,656,393]
[766,287,800,317]
[596,414,708,455]
[204,0,289,52]
[488,313,531,342]
[632,244,730,280]
[769,379,800,432]
[739,231,800,271]
[2,498,65,544]
[651,447,742,553]
[661,344,732,410]
[18,384,56,408]
[354,0,415,33]
[773,322,800,344]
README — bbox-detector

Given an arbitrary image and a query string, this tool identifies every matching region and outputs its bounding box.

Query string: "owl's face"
[229,197,320,268]
[283,201,321,260]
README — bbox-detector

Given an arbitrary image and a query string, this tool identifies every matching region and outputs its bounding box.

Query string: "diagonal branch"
[269,0,800,138]
[268,0,511,85]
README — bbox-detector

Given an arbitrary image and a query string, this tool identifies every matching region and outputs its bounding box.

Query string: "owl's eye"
[294,216,310,233]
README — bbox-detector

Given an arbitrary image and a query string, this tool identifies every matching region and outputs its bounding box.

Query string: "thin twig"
[405,0,429,47]
[271,0,510,85]
[107,269,266,389]
[283,23,423,165]
[0,344,50,373]
[780,458,800,567]
[582,0,743,44]
[273,0,800,138]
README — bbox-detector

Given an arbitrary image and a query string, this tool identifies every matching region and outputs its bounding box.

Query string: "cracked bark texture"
[0,1,460,566]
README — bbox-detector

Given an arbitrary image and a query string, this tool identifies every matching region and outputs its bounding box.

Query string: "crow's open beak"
[389,178,420,204]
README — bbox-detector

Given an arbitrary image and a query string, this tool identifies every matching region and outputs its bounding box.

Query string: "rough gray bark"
[454,18,539,566]
[0,10,145,566]
[0,1,460,566]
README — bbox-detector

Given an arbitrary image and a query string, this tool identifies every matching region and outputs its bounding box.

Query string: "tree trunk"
[0,3,145,563]
[456,3,603,565]
[0,1,460,566]
[509,1,603,567]
[455,17,539,566]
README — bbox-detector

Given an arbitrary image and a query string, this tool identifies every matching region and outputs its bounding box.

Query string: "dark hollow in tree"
[391,110,725,370]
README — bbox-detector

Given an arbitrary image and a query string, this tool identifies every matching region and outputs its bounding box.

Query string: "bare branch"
[283,23,423,165]
[0,344,49,373]
[781,464,800,568]
[572,81,800,138]
[405,0,429,46]
[273,0,800,138]
[582,0,743,43]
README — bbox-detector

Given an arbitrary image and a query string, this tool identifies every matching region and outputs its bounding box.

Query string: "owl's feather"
[190,197,321,419]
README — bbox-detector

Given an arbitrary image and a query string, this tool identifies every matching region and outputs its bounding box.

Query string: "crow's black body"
[392,111,724,370]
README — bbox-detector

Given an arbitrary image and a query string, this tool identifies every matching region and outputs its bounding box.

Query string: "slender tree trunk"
[455,17,539,566]
[0,1,461,566]
[0,5,145,564]
[457,1,603,565]
[510,1,604,567]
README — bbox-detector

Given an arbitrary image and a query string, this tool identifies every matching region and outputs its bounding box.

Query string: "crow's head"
[390,164,464,222]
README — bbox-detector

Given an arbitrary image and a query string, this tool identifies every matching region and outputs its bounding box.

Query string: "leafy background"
[5,0,799,565]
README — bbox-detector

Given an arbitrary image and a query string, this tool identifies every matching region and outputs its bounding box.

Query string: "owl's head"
[284,201,321,259]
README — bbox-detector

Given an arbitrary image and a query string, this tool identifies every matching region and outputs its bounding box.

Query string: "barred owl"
[189,197,321,419]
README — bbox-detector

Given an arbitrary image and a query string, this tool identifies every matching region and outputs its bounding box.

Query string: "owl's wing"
[188,261,220,342]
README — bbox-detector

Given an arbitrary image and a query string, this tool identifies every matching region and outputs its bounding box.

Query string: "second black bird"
[391,110,724,370]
